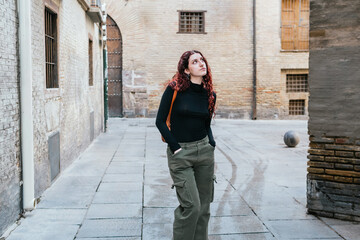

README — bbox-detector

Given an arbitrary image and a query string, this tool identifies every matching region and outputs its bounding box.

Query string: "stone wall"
[0,0,21,234]
[307,0,360,221]
[104,0,308,119]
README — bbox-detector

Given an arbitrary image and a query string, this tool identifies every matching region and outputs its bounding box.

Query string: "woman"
[155,50,216,240]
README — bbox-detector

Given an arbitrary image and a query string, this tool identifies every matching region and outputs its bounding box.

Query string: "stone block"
[309,142,324,149]
[307,167,324,174]
[335,151,354,158]
[333,176,353,183]
[355,152,360,158]
[334,163,353,170]
[308,173,334,181]
[309,136,334,144]
[307,161,334,169]
[325,144,360,152]
[325,156,360,165]
[308,149,334,156]
[325,169,360,178]
[307,155,325,161]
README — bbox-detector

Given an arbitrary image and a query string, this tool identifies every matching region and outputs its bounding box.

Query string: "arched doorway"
[106,15,123,117]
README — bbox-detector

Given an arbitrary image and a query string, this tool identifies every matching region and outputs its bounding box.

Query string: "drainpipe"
[252,0,257,120]
[102,4,108,131]
[18,0,35,210]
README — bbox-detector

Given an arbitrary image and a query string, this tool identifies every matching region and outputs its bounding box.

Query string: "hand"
[174,148,182,154]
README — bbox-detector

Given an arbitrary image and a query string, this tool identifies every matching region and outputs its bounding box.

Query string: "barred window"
[178,11,205,34]
[286,74,308,92]
[281,0,309,51]
[89,39,93,86]
[289,100,305,115]
[45,7,58,88]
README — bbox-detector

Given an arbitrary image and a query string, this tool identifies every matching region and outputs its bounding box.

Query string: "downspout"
[102,4,108,131]
[252,0,257,120]
[18,0,35,210]
[103,45,108,131]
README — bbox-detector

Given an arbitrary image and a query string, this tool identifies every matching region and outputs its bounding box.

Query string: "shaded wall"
[307,0,360,221]
[0,0,21,234]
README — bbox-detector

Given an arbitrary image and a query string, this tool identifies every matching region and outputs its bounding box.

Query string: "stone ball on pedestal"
[284,130,300,147]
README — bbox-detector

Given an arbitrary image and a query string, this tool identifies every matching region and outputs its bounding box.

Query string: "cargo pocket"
[172,180,193,208]
[211,175,217,202]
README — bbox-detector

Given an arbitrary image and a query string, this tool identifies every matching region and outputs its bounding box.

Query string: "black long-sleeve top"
[155,82,216,153]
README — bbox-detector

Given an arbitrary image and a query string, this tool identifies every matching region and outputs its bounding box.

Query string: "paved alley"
[3,119,360,240]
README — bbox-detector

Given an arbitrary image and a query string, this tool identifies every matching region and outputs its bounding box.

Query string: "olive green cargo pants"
[167,136,215,240]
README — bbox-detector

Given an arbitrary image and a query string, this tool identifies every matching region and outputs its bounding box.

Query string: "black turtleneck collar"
[190,81,204,92]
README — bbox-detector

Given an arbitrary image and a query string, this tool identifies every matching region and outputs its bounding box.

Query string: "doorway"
[106,15,123,117]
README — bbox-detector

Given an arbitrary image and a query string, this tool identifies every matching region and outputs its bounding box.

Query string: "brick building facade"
[0,0,21,234]
[307,0,360,221]
[104,0,309,119]
[0,0,105,235]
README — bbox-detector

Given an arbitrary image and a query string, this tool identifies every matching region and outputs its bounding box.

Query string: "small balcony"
[88,0,103,23]
[77,0,103,23]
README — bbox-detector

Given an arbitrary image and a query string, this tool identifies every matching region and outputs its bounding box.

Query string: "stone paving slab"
[102,173,144,183]
[92,191,142,204]
[264,219,341,239]
[208,233,276,240]
[76,219,142,238]
[209,216,268,235]
[98,182,143,192]
[77,238,141,240]
[86,203,142,219]
[6,223,79,240]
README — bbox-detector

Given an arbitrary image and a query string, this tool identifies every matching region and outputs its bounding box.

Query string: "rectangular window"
[289,99,305,115]
[178,11,205,34]
[281,0,309,51]
[45,7,58,88]
[286,74,308,92]
[89,39,93,86]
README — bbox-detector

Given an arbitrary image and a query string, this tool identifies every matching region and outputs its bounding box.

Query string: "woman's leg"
[167,147,201,240]
[193,143,215,240]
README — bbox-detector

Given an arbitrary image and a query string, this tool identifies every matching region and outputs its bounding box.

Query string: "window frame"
[88,35,93,86]
[44,2,59,89]
[177,10,207,34]
[280,0,309,52]
[289,99,306,115]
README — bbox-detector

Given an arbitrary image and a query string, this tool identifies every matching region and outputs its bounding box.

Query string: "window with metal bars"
[289,99,305,115]
[286,74,308,92]
[281,0,309,51]
[45,7,58,88]
[178,11,205,34]
[89,39,93,86]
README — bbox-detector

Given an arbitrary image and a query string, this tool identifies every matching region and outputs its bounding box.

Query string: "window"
[45,7,58,88]
[289,100,305,115]
[89,38,93,86]
[286,74,308,92]
[178,11,205,34]
[281,0,309,51]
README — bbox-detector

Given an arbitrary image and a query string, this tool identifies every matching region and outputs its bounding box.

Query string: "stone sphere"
[284,131,300,147]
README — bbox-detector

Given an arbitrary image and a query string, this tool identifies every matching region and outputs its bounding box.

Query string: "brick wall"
[307,136,360,221]
[31,0,104,196]
[307,0,360,220]
[0,0,21,234]
[104,0,308,119]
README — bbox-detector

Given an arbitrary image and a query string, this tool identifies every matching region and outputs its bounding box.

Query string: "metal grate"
[281,0,309,50]
[289,99,305,115]
[286,74,308,92]
[179,12,204,33]
[45,8,58,88]
[89,39,93,86]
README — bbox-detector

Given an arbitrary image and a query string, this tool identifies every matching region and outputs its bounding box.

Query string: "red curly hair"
[168,50,216,116]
